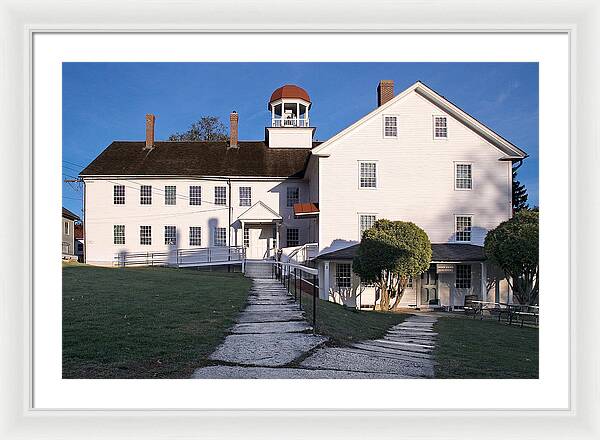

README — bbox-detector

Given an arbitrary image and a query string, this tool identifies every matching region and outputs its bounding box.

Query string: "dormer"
[265,84,315,149]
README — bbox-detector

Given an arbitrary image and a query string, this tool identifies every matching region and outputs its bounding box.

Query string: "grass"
[62,263,251,379]
[433,316,539,379]
[299,292,407,346]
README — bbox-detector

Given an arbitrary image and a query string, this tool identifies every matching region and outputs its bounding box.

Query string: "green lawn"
[62,264,251,379]
[433,316,539,379]
[299,292,407,346]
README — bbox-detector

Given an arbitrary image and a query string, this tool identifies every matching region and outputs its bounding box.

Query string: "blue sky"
[63,62,538,216]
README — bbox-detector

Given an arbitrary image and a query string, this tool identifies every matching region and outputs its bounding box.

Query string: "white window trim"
[382,114,399,139]
[433,115,449,140]
[357,160,379,190]
[454,214,474,243]
[454,161,473,191]
[358,213,377,240]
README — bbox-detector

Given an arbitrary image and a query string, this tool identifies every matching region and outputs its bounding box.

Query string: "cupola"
[265,84,315,149]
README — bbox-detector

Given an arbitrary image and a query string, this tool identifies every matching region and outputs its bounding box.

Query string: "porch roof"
[316,243,486,262]
[237,201,282,223]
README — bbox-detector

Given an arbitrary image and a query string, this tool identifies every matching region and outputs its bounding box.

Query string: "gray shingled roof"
[316,243,486,262]
[80,141,321,178]
[62,207,80,221]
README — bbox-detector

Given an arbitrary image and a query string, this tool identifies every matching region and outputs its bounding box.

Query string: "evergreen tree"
[512,166,529,212]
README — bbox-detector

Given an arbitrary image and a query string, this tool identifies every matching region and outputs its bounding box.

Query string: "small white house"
[80,80,527,308]
[62,207,80,260]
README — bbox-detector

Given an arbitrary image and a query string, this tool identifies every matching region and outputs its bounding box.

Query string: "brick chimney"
[145,114,155,149]
[229,111,239,148]
[377,80,394,106]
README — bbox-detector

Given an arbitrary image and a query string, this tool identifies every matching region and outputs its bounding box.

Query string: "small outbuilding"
[315,243,512,310]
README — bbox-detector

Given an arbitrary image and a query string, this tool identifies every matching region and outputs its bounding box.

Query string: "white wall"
[84,177,310,266]
[316,91,513,254]
[266,127,314,149]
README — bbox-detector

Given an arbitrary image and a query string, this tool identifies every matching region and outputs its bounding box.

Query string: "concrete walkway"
[192,278,437,379]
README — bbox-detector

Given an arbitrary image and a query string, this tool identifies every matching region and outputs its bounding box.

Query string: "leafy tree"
[168,116,228,141]
[353,220,432,310]
[484,210,539,305]
[512,166,529,212]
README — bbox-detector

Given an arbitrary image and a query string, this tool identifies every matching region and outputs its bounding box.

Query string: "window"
[407,276,413,288]
[140,185,152,205]
[359,162,377,188]
[286,228,299,247]
[215,186,227,205]
[456,264,472,288]
[243,228,249,248]
[455,215,472,242]
[286,187,299,207]
[359,214,376,237]
[165,185,176,205]
[239,187,252,206]
[64,221,69,235]
[189,186,202,205]
[336,263,352,289]
[113,185,125,204]
[140,225,151,245]
[189,227,202,246]
[384,115,398,138]
[455,163,472,190]
[214,227,227,246]
[114,225,125,244]
[164,225,176,245]
[434,116,448,138]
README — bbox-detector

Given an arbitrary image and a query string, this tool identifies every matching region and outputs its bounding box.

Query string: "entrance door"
[420,265,439,306]
[246,225,272,259]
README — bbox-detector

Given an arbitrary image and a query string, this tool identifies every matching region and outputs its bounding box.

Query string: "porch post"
[322,261,330,301]
[480,262,487,301]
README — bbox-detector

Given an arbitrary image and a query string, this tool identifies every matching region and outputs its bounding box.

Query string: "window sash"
[455,216,472,242]
[359,214,376,236]
[164,186,177,205]
[286,228,299,247]
[239,187,252,206]
[164,226,176,245]
[455,164,472,189]
[214,227,227,246]
[455,264,472,288]
[113,185,125,204]
[434,116,448,138]
[336,264,352,289]
[286,187,299,207]
[359,162,377,188]
[113,225,125,245]
[384,116,398,137]
[189,186,202,205]
[189,227,202,246]
[215,187,227,205]
[140,225,151,245]
[140,185,152,205]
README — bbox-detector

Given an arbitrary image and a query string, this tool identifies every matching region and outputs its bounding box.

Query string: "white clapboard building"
[80,81,527,309]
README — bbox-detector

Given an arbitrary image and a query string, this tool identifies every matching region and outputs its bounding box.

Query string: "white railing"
[114,246,245,268]
[271,117,310,127]
[286,243,319,264]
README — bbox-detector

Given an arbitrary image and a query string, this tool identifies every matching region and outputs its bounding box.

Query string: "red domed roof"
[269,84,311,104]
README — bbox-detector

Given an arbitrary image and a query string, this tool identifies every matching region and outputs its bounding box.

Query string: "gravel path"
[192,278,437,379]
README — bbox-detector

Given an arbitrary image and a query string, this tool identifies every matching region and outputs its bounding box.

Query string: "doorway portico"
[237,201,282,260]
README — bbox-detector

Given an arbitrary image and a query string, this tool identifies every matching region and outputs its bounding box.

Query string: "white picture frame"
[1,0,598,438]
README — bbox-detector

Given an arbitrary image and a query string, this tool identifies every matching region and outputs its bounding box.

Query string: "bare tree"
[168,116,228,141]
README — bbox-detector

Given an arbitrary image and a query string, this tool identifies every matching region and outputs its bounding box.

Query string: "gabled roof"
[316,243,486,262]
[237,201,282,222]
[80,141,321,178]
[62,207,80,221]
[312,81,528,160]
